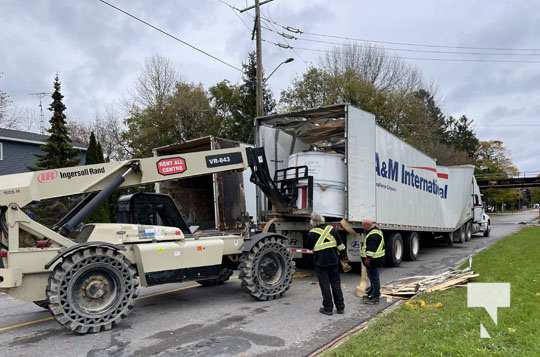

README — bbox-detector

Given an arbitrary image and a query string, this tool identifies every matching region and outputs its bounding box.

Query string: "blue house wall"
[0,140,86,175]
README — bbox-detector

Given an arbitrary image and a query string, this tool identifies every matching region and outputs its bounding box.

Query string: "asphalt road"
[0,210,537,357]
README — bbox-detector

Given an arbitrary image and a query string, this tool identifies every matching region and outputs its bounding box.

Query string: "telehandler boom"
[0,146,295,334]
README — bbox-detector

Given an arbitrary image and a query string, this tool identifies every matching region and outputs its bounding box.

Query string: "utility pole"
[240,0,275,117]
[254,0,263,117]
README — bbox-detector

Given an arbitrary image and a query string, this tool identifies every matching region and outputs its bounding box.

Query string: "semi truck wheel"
[403,232,420,261]
[385,232,403,267]
[46,246,139,334]
[483,223,491,238]
[239,235,295,301]
[465,222,472,241]
[197,267,234,286]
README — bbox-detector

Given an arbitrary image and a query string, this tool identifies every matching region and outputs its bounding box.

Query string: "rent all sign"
[156,157,187,176]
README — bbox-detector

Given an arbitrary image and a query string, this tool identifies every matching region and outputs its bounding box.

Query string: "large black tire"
[465,222,472,242]
[385,232,403,267]
[403,232,420,261]
[483,222,491,238]
[46,247,139,334]
[453,227,465,244]
[445,232,454,247]
[197,267,234,287]
[239,235,295,301]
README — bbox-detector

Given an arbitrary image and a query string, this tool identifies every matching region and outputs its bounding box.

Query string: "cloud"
[1,0,539,172]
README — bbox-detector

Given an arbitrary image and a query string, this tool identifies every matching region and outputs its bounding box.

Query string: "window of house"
[0,142,3,160]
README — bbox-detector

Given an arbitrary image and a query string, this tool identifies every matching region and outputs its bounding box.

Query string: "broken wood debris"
[381,267,478,298]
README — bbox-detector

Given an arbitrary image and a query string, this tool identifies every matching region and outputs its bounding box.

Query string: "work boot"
[364,297,380,305]
[336,308,345,314]
[319,307,333,316]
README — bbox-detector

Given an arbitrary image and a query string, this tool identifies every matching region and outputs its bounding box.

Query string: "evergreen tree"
[210,51,275,144]
[32,75,79,170]
[85,132,99,165]
[85,131,110,222]
[96,142,105,162]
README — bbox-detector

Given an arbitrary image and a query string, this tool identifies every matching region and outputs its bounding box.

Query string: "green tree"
[446,115,479,160]
[209,52,275,144]
[32,75,79,170]
[475,140,521,210]
[85,131,110,222]
[124,80,217,157]
[85,132,100,165]
[530,176,540,205]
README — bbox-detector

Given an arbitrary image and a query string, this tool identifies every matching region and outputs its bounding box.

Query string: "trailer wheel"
[385,232,403,267]
[403,232,420,261]
[239,235,295,301]
[465,222,472,241]
[197,267,234,287]
[445,232,454,246]
[453,227,465,243]
[46,246,139,334]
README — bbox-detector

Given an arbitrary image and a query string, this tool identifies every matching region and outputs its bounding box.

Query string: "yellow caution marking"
[0,283,199,334]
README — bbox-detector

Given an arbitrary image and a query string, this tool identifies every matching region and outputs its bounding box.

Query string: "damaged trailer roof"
[256,104,347,147]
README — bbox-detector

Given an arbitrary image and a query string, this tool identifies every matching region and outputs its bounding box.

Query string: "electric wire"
[262,7,308,65]
[96,0,242,72]
[284,45,540,64]
[295,37,540,57]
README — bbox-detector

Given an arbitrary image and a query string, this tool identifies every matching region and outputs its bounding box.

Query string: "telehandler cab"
[0,146,296,334]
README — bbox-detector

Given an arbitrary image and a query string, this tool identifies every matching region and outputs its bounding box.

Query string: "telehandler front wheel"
[46,246,139,334]
[239,235,295,301]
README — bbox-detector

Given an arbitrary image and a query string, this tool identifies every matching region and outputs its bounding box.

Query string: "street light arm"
[265,58,294,82]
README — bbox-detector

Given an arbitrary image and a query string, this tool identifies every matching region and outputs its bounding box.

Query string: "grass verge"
[325,227,540,356]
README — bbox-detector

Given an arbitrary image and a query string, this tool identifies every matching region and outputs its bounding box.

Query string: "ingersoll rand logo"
[37,170,58,183]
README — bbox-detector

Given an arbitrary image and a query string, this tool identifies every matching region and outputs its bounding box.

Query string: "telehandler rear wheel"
[197,267,234,286]
[239,235,295,301]
[46,246,139,334]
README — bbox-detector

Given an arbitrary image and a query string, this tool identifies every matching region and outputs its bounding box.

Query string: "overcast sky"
[1,0,539,172]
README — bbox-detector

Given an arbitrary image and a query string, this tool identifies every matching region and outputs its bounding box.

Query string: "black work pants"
[315,265,345,312]
[367,265,381,298]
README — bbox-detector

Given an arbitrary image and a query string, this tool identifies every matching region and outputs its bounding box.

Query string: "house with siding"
[0,128,87,175]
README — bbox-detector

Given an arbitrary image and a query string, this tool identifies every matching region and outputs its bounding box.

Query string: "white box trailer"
[255,104,490,266]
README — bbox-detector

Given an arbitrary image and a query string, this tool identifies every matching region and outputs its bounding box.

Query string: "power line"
[216,0,252,31]
[261,7,308,65]
[96,0,242,72]
[301,31,540,53]
[286,45,540,64]
[295,37,540,57]
[248,9,540,53]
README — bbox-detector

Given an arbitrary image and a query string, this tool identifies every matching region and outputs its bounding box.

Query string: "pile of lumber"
[381,263,478,298]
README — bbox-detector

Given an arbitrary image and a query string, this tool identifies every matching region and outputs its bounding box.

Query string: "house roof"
[0,127,87,150]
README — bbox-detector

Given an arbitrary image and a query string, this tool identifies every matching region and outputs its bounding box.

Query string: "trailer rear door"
[346,106,376,222]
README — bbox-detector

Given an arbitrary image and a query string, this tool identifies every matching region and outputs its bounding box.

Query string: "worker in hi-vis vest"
[361,219,385,304]
[306,213,346,315]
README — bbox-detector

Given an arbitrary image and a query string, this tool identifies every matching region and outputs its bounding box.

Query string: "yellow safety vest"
[361,228,385,258]
[310,225,345,252]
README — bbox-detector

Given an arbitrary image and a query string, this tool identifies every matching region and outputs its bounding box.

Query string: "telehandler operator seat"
[116,192,191,234]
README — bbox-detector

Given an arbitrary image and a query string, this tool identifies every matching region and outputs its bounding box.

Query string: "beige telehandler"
[0,146,295,334]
